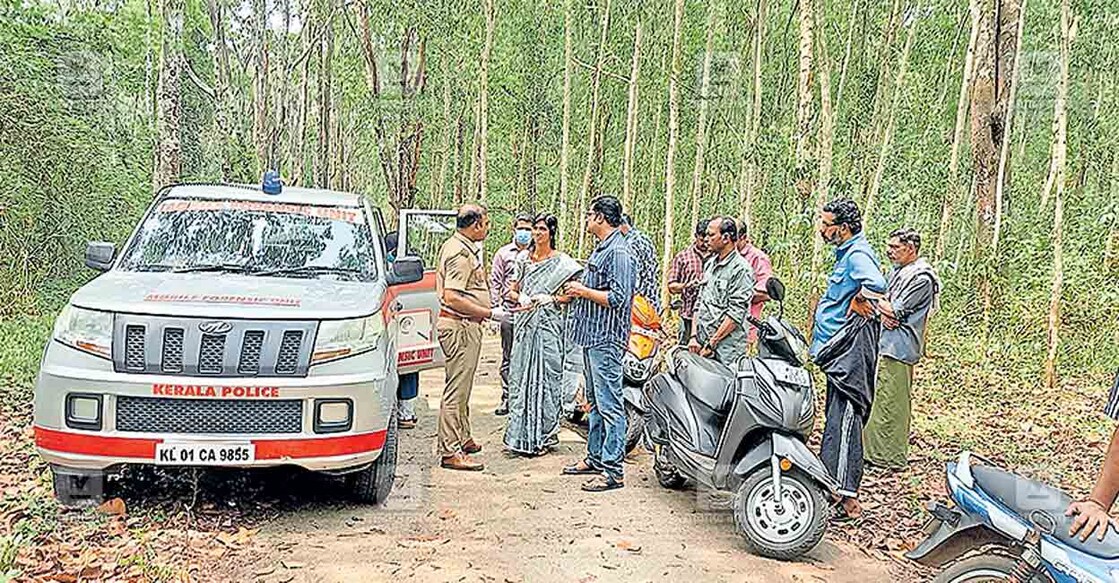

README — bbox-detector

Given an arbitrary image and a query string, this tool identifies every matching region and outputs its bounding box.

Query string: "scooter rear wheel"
[653,448,687,489]
[933,552,1053,583]
[733,466,826,560]
[623,404,645,455]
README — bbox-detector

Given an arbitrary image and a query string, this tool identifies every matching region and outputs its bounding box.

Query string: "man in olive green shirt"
[688,217,756,365]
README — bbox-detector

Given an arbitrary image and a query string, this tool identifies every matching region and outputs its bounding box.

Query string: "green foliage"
[0,0,1116,383]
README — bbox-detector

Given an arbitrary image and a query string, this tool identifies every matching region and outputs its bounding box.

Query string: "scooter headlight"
[52,305,113,359]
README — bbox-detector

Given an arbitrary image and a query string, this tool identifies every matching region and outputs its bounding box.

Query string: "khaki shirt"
[437,232,491,319]
[695,250,755,364]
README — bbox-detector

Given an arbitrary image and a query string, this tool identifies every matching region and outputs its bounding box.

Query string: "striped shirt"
[571,229,637,349]
[668,244,706,319]
[1105,369,1119,420]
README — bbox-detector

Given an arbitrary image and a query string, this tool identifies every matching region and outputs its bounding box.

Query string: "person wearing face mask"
[863,228,940,471]
[810,199,887,519]
[490,214,535,416]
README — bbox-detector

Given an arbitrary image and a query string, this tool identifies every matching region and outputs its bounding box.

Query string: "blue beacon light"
[262,170,283,195]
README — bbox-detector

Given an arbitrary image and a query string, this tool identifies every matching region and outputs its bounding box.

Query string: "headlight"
[312,314,384,364]
[52,306,112,359]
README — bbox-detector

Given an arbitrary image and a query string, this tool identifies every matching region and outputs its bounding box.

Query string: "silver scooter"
[643,278,838,560]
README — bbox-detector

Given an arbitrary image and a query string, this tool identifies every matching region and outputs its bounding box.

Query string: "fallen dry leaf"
[97,498,126,516]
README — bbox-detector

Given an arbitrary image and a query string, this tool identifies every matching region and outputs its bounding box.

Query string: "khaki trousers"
[437,318,483,457]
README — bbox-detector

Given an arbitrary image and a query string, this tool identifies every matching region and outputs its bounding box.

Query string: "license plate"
[155,443,255,465]
[773,362,811,386]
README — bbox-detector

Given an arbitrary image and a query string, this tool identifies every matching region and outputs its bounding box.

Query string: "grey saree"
[503,252,583,455]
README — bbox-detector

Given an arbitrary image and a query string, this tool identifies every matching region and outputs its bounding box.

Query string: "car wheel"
[350,408,399,505]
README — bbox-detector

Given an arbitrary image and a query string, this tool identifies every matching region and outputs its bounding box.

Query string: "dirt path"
[235,336,893,583]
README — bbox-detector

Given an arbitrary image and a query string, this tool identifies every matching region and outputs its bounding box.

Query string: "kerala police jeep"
[33,179,457,505]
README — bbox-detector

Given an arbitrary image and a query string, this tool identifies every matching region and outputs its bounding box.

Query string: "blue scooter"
[908,451,1119,582]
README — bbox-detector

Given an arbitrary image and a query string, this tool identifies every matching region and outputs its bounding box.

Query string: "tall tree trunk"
[207,0,234,181]
[153,0,184,191]
[812,5,835,301]
[661,0,685,306]
[794,0,815,200]
[294,18,312,186]
[477,0,495,201]
[936,0,980,260]
[453,108,465,205]
[689,5,717,229]
[1043,0,1070,390]
[992,0,1028,254]
[864,8,918,230]
[644,90,664,227]
[578,0,612,254]
[972,0,1022,322]
[559,0,573,245]
[834,0,860,107]
[252,0,270,172]
[435,71,453,207]
[622,21,643,212]
[739,0,766,234]
[316,13,333,189]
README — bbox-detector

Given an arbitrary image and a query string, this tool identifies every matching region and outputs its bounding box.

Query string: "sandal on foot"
[581,474,624,492]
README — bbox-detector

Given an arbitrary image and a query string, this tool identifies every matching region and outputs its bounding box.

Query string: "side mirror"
[386,255,424,286]
[766,277,785,303]
[85,242,116,271]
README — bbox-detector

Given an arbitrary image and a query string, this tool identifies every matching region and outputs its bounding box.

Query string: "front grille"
[114,317,314,377]
[125,326,146,371]
[198,334,226,374]
[238,331,265,374]
[162,328,184,373]
[276,331,303,374]
[116,396,303,434]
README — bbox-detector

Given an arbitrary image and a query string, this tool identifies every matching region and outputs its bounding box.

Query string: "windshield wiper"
[172,263,255,274]
[253,265,366,279]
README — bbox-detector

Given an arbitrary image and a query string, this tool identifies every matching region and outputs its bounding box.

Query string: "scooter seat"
[673,352,734,413]
[972,465,1119,560]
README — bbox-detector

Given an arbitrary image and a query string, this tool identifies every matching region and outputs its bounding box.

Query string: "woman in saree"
[503,214,583,456]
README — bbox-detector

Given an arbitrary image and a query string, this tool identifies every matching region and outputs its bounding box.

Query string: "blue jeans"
[582,343,626,481]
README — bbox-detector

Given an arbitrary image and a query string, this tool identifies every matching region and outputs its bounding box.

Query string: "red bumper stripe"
[34,426,387,460]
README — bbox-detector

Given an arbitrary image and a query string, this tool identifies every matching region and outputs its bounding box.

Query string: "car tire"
[350,408,399,505]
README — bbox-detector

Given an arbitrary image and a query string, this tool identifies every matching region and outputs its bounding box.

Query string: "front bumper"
[33,343,396,472]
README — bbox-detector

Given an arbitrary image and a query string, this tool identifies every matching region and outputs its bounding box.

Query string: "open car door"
[393,209,458,374]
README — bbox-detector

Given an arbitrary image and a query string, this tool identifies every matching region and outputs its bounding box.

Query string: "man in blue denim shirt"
[561,195,636,492]
[812,199,887,519]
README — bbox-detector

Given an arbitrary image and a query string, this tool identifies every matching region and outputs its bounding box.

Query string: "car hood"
[69,271,384,320]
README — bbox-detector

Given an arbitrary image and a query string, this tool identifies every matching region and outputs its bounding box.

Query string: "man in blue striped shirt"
[561,195,636,492]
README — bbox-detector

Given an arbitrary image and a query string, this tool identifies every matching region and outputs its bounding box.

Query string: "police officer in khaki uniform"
[436,204,505,471]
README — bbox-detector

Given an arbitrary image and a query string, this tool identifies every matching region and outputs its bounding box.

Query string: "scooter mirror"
[766,277,785,303]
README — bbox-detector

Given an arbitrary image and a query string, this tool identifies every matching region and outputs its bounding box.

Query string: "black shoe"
[494,403,509,416]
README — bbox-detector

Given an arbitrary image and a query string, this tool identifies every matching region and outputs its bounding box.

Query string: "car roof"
[162,183,365,207]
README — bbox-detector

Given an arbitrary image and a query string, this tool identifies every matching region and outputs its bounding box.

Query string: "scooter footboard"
[728,433,839,494]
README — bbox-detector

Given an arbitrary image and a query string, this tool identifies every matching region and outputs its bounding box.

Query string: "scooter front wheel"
[733,466,826,560]
[933,552,1053,583]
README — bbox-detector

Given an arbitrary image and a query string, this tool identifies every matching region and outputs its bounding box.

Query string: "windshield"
[118,198,380,282]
